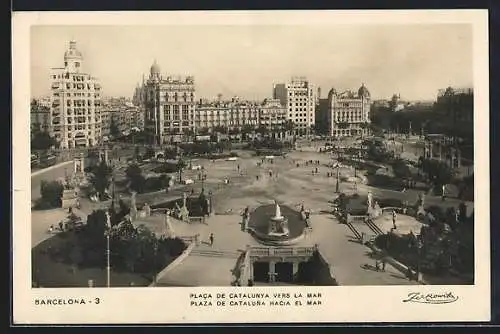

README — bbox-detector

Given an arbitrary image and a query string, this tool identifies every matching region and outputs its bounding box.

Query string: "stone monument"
[143,202,151,217]
[179,192,190,222]
[416,192,426,217]
[366,191,373,216]
[61,175,78,209]
[164,210,176,238]
[241,206,250,231]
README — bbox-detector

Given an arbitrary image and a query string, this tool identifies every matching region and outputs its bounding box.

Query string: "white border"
[12,10,490,324]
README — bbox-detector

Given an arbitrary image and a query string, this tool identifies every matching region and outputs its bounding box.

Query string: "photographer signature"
[402,292,459,304]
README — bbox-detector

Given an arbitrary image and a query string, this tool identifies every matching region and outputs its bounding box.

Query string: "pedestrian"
[392,210,397,229]
[441,184,446,201]
[48,225,54,234]
[381,256,386,272]
[59,221,63,232]
[209,233,214,246]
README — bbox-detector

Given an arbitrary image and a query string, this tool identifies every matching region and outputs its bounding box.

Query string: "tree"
[110,117,120,138]
[125,163,146,193]
[421,158,453,188]
[31,131,57,150]
[134,146,140,161]
[90,161,112,200]
[144,146,156,160]
[392,159,412,179]
[39,180,64,208]
[197,127,209,135]
[177,157,187,183]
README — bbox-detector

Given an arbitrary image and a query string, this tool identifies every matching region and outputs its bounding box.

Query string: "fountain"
[247,200,304,245]
[268,201,290,238]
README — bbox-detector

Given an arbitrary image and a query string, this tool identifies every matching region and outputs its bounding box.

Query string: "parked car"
[183,179,194,185]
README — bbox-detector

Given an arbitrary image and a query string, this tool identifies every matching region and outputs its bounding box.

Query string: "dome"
[358,83,370,98]
[150,60,161,76]
[64,41,83,60]
[327,88,337,100]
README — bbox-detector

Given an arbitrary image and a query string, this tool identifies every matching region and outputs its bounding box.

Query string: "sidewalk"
[31,160,72,177]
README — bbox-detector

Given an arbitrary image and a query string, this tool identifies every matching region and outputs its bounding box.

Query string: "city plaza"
[31,137,473,287]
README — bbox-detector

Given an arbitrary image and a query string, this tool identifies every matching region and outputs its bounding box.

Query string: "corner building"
[327,84,371,138]
[48,41,102,148]
[144,61,196,144]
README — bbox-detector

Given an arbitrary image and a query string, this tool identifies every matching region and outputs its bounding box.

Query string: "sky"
[30,24,473,101]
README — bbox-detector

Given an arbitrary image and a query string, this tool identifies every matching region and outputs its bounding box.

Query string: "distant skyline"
[31,24,473,101]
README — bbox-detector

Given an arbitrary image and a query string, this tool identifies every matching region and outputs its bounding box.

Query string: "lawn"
[32,232,154,288]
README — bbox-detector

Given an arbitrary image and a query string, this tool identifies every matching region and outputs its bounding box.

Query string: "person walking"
[441,184,446,201]
[209,233,214,246]
[392,210,397,229]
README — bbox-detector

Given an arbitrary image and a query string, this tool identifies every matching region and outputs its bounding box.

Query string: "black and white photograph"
[13,10,490,324]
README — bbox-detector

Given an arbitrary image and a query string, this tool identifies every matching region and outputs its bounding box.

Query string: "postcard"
[12,9,490,324]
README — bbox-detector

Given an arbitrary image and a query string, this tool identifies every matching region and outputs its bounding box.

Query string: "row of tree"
[58,208,187,275]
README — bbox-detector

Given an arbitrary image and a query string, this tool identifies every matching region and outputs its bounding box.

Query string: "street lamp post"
[332,162,340,193]
[106,160,116,288]
[416,239,423,282]
[106,230,111,288]
[208,190,213,215]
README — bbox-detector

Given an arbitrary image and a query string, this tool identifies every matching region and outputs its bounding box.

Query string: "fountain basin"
[247,204,307,245]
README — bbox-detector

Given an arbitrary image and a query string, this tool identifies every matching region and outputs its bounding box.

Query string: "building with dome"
[326,84,371,138]
[143,60,196,145]
[48,41,102,148]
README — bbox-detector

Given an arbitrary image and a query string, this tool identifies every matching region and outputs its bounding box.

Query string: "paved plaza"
[31,140,473,286]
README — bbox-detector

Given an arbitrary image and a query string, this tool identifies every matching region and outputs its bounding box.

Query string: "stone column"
[268,261,276,283]
[247,255,254,284]
[292,261,299,278]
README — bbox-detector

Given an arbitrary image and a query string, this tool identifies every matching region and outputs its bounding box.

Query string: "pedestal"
[61,188,78,209]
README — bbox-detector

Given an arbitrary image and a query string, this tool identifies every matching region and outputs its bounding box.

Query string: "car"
[183,179,194,185]
[226,157,238,161]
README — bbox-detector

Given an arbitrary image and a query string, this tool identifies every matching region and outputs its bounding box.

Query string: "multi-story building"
[195,97,260,133]
[101,104,143,139]
[434,87,473,133]
[30,99,51,136]
[315,98,330,136]
[273,77,316,136]
[48,41,102,148]
[258,98,287,132]
[144,60,196,144]
[326,84,371,138]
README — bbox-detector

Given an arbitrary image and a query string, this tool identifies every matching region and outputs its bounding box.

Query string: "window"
[75,62,80,68]
[173,105,180,120]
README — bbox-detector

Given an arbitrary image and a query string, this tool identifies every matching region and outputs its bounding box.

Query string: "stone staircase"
[190,247,241,259]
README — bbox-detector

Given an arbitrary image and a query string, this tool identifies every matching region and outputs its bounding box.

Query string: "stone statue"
[164,210,175,238]
[105,211,112,229]
[417,192,426,217]
[179,193,190,222]
[367,191,373,209]
[143,203,151,217]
